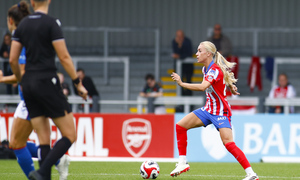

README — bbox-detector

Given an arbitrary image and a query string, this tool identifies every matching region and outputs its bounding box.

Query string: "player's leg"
[50,132,71,180]
[28,77,73,180]
[29,116,51,179]
[27,138,70,180]
[26,141,38,158]
[32,116,51,167]
[176,112,205,157]
[170,112,206,177]
[9,117,35,179]
[219,128,259,180]
[26,140,63,166]
[21,80,53,169]
[11,102,61,167]
[31,112,75,180]
[29,138,51,168]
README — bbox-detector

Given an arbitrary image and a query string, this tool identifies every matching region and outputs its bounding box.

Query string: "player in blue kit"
[0,1,70,180]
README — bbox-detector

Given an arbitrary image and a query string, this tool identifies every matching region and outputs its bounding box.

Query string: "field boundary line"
[67,173,300,179]
[68,157,178,162]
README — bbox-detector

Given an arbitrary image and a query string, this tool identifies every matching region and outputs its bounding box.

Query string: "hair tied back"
[17,3,21,8]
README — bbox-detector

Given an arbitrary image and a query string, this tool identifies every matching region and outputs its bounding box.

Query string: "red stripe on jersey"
[212,85,232,117]
[211,88,223,115]
[203,63,232,117]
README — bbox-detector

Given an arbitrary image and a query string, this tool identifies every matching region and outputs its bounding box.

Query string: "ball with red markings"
[140,160,160,179]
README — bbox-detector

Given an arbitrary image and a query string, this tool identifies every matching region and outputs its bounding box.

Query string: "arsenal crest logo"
[122,118,152,157]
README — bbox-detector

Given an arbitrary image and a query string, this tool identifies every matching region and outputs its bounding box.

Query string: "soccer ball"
[140,160,160,179]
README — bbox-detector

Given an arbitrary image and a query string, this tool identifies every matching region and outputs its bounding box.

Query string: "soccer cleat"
[55,154,71,180]
[28,170,44,180]
[170,162,190,177]
[242,173,259,180]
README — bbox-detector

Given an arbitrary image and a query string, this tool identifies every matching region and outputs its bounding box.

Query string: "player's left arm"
[9,41,23,82]
[0,72,17,84]
[53,40,76,79]
[228,84,240,95]
[53,40,88,100]
[0,64,25,84]
[171,72,211,91]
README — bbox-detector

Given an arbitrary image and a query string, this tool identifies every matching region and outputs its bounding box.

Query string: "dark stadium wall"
[1,0,299,50]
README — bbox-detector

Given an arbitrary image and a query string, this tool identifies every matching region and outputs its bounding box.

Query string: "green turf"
[1,160,300,179]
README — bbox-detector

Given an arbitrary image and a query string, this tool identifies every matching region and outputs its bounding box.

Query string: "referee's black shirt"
[12,12,63,77]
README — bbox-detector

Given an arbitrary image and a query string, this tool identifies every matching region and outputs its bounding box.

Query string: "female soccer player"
[3,1,69,179]
[170,41,259,180]
[9,0,88,179]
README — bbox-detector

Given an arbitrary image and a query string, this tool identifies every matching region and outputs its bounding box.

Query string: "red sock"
[225,142,251,169]
[176,124,187,156]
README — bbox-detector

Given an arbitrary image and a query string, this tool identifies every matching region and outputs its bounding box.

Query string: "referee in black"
[9,0,88,179]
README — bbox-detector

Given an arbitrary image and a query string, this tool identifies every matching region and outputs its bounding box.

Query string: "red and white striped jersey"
[202,62,232,117]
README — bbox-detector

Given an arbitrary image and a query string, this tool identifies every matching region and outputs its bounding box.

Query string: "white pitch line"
[66,173,300,179]
[1,172,300,179]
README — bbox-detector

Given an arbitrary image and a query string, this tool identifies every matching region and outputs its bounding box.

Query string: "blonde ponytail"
[200,41,237,87]
[214,51,237,86]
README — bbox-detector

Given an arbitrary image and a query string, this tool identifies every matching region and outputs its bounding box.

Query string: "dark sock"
[38,137,72,178]
[37,145,50,167]
[37,145,51,179]
[28,142,62,167]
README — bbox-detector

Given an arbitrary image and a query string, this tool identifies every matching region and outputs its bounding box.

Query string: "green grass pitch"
[1,160,300,179]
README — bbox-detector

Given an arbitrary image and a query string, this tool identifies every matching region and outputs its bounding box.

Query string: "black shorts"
[21,73,71,119]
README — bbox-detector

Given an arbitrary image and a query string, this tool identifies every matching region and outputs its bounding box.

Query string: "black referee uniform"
[12,12,70,119]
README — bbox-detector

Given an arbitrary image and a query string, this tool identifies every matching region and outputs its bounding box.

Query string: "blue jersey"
[18,47,26,100]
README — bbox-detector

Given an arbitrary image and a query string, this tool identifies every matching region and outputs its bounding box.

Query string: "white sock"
[245,167,255,174]
[179,155,187,164]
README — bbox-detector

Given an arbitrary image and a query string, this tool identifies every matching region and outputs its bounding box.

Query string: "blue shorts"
[193,107,231,130]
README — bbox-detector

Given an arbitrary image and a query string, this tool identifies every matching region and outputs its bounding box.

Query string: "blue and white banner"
[174,114,300,162]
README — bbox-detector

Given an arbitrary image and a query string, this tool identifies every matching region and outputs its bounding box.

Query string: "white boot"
[55,154,71,180]
[242,173,259,180]
[170,162,190,177]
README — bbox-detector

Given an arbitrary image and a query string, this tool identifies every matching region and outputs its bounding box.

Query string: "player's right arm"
[171,72,211,91]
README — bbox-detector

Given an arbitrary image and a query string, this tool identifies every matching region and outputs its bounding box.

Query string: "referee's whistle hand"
[77,83,88,101]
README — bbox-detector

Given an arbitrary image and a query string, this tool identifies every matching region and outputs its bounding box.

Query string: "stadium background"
[0,0,300,164]
[2,0,300,52]
[1,0,299,110]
